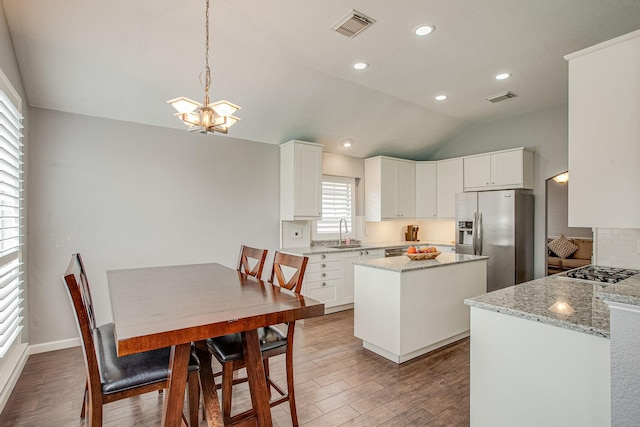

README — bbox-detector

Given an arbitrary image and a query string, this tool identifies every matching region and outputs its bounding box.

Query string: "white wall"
[27,108,281,345]
[429,104,569,278]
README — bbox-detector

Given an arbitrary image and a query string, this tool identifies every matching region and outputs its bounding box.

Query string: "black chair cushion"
[93,323,199,394]
[207,326,287,363]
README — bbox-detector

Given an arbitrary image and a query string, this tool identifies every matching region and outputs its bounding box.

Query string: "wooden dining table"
[107,262,324,427]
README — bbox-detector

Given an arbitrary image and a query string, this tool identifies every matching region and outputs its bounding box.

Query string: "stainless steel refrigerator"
[455,190,534,292]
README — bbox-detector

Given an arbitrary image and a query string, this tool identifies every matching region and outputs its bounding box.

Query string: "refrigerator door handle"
[472,210,478,255]
[478,211,483,255]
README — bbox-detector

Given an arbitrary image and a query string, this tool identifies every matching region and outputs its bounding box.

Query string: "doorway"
[545,172,593,275]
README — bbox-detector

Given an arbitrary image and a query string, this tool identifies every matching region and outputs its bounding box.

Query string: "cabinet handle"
[321,254,326,259]
[364,251,369,255]
[321,273,326,277]
[321,282,326,286]
[321,263,326,268]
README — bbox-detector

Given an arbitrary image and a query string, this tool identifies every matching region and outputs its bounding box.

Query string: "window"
[314,176,354,238]
[0,88,24,358]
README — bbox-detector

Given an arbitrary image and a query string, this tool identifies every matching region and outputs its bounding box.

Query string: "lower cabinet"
[303,249,385,313]
[343,249,385,305]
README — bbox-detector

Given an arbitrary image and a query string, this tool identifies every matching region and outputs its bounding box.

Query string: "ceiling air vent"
[487,91,518,103]
[332,10,376,38]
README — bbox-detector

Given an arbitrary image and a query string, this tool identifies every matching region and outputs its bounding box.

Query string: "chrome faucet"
[339,218,349,246]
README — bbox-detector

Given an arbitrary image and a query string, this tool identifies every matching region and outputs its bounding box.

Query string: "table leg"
[194,340,224,427]
[161,343,191,427]
[241,330,273,427]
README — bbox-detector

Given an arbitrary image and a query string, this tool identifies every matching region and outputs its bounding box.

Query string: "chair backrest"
[63,254,101,389]
[269,252,308,293]
[237,245,268,278]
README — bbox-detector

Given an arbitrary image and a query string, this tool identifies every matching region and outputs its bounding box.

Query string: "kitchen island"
[465,275,611,427]
[353,252,488,363]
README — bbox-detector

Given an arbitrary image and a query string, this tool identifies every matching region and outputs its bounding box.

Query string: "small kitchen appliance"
[405,225,419,241]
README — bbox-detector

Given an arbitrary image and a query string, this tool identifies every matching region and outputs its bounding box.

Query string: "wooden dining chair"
[63,254,201,426]
[237,245,268,278]
[207,251,309,426]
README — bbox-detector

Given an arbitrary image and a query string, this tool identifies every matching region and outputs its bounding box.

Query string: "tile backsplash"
[594,228,640,269]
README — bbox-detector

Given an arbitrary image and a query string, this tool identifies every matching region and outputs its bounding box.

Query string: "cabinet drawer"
[305,269,342,282]
[305,260,341,273]
[307,252,343,263]
[304,279,339,307]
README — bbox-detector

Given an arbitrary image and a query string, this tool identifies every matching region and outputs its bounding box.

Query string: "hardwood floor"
[0,310,470,426]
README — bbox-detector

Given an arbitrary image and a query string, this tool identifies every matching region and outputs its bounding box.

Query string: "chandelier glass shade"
[168,0,240,134]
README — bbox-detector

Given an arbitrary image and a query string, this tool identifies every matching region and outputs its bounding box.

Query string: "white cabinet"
[436,158,463,218]
[342,249,385,305]
[416,162,437,218]
[365,157,416,221]
[280,140,322,220]
[463,148,533,191]
[302,253,343,310]
[565,30,640,228]
[302,249,385,313]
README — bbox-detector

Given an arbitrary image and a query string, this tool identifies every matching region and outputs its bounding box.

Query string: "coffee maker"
[405,225,419,241]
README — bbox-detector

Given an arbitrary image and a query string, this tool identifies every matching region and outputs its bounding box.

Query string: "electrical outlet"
[291,229,302,239]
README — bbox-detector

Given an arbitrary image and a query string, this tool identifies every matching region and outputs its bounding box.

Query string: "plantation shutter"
[0,89,24,358]
[316,176,353,234]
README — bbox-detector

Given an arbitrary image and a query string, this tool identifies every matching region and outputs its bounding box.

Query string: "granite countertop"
[353,252,488,272]
[596,274,640,306]
[281,240,455,256]
[465,275,611,338]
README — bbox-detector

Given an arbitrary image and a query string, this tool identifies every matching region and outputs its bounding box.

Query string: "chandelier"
[167,0,240,134]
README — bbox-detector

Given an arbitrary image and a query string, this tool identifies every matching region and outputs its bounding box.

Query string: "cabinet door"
[396,161,416,218]
[343,249,384,305]
[416,163,437,218]
[464,155,491,189]
[491,150,522,187]
[294,144,323,218]
[380,158,397,219]
[342,252,360,305]
[566,32,640,227]
[437,158,463,218]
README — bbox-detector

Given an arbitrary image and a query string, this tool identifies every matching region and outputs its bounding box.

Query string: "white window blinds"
[316,176,353,235]
[0,89,24,358]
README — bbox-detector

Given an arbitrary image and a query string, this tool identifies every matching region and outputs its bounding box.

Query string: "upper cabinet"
[436,158,463,218]
[365,157,416,221]
[463,148,534,192]
[565,29,640,228]
[416,162,437,218]
[280,140,323,220]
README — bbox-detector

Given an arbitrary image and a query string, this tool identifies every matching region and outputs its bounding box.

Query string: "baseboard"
[0,342,29,414]
[28,337,80,355]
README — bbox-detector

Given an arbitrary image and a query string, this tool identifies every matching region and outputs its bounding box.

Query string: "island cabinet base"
[354,259,486,364]
[469,307,610,427]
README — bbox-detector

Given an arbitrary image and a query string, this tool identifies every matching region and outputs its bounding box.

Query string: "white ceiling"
[4,0,640,159]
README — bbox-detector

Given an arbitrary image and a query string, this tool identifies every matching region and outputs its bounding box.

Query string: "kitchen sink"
[326,244,363,249]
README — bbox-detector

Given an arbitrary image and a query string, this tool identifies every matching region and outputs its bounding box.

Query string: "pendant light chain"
[203,0,211,105]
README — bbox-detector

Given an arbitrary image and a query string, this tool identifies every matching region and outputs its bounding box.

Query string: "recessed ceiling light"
[495,73,511,80]
[341,139,353,148]
[414,25,435,36]
[352,62,368,70]
[435,95,447,101]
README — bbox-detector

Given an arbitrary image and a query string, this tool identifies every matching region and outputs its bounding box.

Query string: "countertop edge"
[596,291,640,306]
[465,298,610,339]
[353,255,488,272]
[280,241,455,256]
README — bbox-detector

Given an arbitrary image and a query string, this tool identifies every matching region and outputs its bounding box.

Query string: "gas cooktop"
[564,265,640,284]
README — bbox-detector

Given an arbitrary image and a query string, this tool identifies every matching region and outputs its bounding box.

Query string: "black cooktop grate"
[566,265,640,284]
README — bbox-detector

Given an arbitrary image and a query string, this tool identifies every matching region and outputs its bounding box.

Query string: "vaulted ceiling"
[4,0,640,159]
